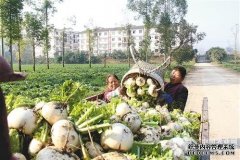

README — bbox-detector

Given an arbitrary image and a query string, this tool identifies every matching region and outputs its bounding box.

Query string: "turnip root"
[36,146,80,160]
[124,78,136,87]
[92,152,130,160]
[85,141,104,158]
[12,153,26,160]
[122,112,141,133]
[136,76,145,87]
[148,85,158,97]
[51,120,80,152]
[101,123,133,151]
[41,102,68,125]
[137,88,145,96]
[34,101,46,111]
[138,126,161,143]
[28,138,44,156]
[115,102,133,118]
[147,78,154,85]
[8,107,38,135]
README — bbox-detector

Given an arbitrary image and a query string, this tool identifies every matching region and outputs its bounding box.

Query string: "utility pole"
[234,24,239,64]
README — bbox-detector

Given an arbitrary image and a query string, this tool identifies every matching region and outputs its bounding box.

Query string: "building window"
[112,31,115,35]
[155,49,159,52]
[112,38,115,41]
[118,31,121,34]
[118,43,121,47]
[155,36,158,39]
[112,43,116,47]
[104,32,107,35]
[123,37,127,42]
[132,30,136,34]
[139,29,142,33]
[98,32,102,36]
[118,37,121,41]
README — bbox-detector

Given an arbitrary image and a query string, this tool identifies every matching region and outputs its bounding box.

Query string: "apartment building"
[79,26,161,55]
[51,26,161,57]
[51,28,80,57]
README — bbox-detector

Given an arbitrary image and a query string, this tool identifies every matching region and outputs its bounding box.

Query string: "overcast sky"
[51,0,240,54]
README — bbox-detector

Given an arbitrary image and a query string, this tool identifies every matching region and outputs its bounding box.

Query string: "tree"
[172,45,196,64]
[24,12,43,71]
[124,23,135,68]
[0,0,24,68]
[85,27,97,68]
[127,0,158,62]
[152,0,187,57]
[206,47,227,63]
[0,0,5,57]
[31,0,63,69]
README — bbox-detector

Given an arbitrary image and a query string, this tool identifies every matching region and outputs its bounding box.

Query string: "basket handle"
[130,44,140,64]
[157,56,171,70]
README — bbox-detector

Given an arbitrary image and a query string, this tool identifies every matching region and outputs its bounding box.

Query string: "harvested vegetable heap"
[7,80,201,160]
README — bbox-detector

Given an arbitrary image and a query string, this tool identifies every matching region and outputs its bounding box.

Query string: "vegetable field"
[2,64,130,100]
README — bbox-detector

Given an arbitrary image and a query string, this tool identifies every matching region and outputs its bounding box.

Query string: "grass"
[219,60,240,72]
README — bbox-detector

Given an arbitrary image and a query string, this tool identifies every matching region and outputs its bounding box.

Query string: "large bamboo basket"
[121,45,170,91]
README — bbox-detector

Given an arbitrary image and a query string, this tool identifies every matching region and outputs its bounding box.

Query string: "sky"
[51,0,240,54]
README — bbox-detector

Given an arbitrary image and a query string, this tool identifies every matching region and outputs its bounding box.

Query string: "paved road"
[184,63,240,160]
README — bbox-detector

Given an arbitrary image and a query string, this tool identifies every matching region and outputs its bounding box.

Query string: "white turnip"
[136,76,146,87]
[51,120,80,152]
[138,126,161,143]
[148,85,158,97]
[101,123,133,151]
[28,138,44,156]
[115,102,133,118]
[85,141,104,158]
[92,152,130,160]
[8,107,38,135]
[122,112,141,133]
[12,153,26,160]
[36,146,80,160]
[41,102,68,125]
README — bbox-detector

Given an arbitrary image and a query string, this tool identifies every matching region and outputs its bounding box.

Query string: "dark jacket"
[159,82,188,111]
[0,87,12,160]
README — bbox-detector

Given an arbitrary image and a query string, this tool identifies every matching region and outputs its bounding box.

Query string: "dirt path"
[184,63,240,160]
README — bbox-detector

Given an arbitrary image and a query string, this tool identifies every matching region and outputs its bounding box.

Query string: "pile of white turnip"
[7,81,201,160]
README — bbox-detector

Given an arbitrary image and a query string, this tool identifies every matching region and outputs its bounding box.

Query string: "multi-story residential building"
[51,26,161,57]
[50,28,80,57]
[79,26,161,55]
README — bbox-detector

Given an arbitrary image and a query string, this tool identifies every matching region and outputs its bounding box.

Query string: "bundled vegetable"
[123,76,161,105]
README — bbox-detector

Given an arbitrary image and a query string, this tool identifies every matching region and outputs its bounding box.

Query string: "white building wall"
[51,26,161,57]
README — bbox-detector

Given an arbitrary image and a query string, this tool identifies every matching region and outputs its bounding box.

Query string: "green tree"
[206,47,227,63]
[173,45,196,64]
[85,27,97,68]
[32,0,63,69]
[0,0,24,68]
[127,0,157,62]
[124,23,135,67]
[24,12,43,71]
[154,0,187,57]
